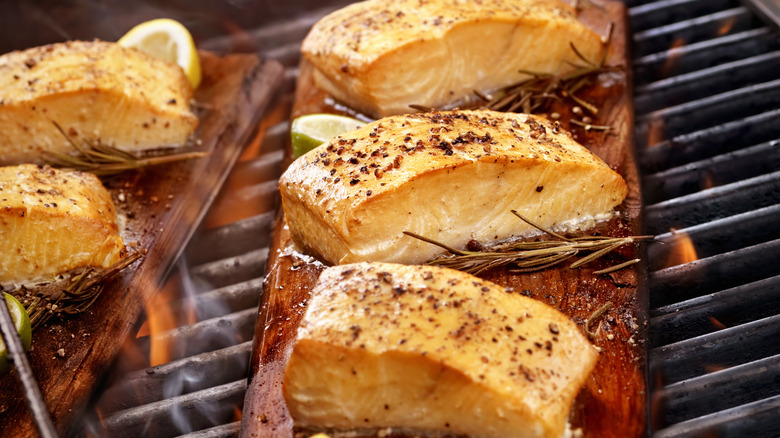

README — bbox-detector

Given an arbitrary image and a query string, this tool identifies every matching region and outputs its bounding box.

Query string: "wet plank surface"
[0,52,284,437]
[242,2,647,437]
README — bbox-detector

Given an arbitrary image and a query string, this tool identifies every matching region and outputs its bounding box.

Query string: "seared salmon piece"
[302,0,604,117]
[0,164,124,285]
[279,110,627,265]
[284,262,598,438]
[0,40,198,165]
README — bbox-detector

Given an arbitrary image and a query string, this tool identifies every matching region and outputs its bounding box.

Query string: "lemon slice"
[291,114,365,158]
[0,293,32,376]
[117,18,201,89]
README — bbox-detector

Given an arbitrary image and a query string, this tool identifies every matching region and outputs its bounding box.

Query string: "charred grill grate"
[628,0,780,436]
[71,0,780,436]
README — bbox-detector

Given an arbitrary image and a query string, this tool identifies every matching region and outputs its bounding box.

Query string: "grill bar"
[649,275,780,346]
[102,380,246,437]
[656,353,780,424]
[648,238,780,307]
[639,107,780,169]
[633,7,756,57]
[633,27,779,85]
[653,395,780,438]
[635,51,780,113]
[644,170,780,233]
[650,314,780,384]
[642,139,780,203]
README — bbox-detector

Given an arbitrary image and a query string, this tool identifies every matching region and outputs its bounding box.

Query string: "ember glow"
[660,37,685,79]
[144,280,179,367]
[717,18,736,36]
[663,230,698,268]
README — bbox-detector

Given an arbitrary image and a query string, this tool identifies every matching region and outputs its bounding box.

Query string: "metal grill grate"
[628,0,780,436]
[73,1,780,436]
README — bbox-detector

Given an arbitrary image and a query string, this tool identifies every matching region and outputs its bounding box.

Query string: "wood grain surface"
[0,52,284,437]
[242,2,647,437]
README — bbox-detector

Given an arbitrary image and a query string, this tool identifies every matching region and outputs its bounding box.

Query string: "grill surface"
[71,1,780,436]
[628,0,780,437]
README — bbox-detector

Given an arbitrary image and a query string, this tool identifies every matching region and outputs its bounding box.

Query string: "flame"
[664,230,698,268]
[718,18,735,36]
[708,316,727,331]
[661,37,686,78]
[646,116,665,148]
[233,405,243,422]
[204,100,289,229]
[701,171,715,190]
[145,279,180,367]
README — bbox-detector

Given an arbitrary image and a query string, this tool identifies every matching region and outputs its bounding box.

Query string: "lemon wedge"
[291,114,365,158]
[0,293,32,376]
[118,18,201,89]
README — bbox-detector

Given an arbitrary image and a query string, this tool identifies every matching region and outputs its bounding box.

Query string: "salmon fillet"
[284,262,598,438]
[302,0,604,117]
[279,110,627,265]
[0,40,198,165]
[0,164,125,285]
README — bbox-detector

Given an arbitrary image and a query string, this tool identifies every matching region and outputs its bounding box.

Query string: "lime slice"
[0,293,32,376]
[117,18,201,89]
[291,114,365,158]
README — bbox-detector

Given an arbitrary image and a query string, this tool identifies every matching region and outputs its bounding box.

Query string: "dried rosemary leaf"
[405,211,651,276]
[45,122,206,176]
[26,250,145,330]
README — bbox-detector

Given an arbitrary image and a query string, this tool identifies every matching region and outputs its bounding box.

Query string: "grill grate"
[629,0,780,436]
[72,1,780,436]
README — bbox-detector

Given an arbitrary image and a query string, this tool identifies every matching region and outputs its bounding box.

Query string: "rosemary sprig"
[25,250,145,329]
[473,24,617,127]
[45,122,206,176]
[404,210,651,275]
[585,301,613,339]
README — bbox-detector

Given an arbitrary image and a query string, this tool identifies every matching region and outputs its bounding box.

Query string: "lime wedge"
[291,114,365,158]
[117,18,201,89]
[0,293,32,376]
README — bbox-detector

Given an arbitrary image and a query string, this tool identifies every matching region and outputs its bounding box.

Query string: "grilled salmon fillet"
[279,110,627,265]
[0,40,198,165]
[0,164,125,285]
[302,0,604,117]
[284,262,598,438]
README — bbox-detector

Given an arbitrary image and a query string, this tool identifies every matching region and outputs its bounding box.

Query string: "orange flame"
[664,230,698,268]
[709,316,727,331]
[233,405,243,422]
[661,37,686,78]
[144,279,180,367]
[718,18,736,36]
[701,171,715,190]
[646,116,666,148]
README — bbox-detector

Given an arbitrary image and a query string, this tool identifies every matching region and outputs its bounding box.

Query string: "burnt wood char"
[0,52,284,437]
[242,1,647,437]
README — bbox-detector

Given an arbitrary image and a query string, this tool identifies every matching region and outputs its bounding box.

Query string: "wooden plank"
[0,52,285,437]
[242,2,647,437]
